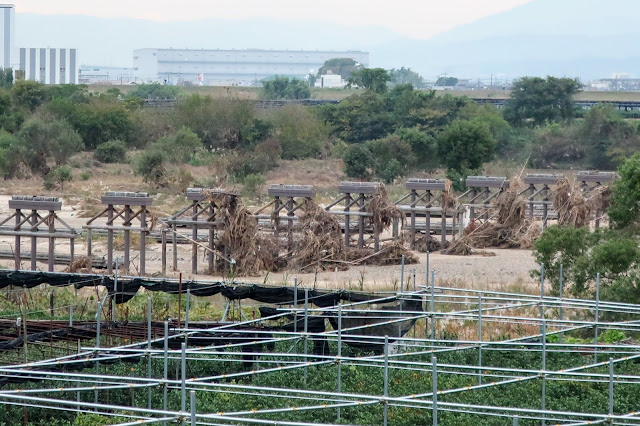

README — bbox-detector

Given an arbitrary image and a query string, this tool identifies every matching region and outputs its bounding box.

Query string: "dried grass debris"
[289,198,345,271]
[64,256,93,273]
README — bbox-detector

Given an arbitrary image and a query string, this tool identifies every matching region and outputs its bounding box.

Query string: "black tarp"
[0,271,382,307]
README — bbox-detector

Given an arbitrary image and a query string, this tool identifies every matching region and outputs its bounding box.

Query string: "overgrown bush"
[609,152,640,230]
[94,139,127,163]
[46,165,73,190]
[151,126,202,164]
[261,76,311,100]
[268,105,327,159]
[134,150,166,185]
[243,173,266,197]
[343,144,373,179]
[532,226,640,302]
[11,117,83,176]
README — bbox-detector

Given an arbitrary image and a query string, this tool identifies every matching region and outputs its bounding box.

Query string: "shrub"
[80,171,93,181]
[437,120,496,179]
[134,150,166,185]
[94,139,127,163]
[243,173,266,197]
[261,76,310,100]
[48,165,73,190]
[152,126,202,164]
[189,149,216,167]
[380,159,402,184]
[14,118,83,175]
[343,144,373,179]
[268,105,327,159]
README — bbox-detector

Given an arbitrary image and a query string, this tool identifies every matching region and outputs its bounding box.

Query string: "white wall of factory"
[19,48,78,84]
[0,4,15,69]
[133,48,370,85]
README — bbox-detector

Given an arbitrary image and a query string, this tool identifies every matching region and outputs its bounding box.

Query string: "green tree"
[11,80,50,111]
[14,118,83,175]
[504,76,583,127]
[0,68,13,89]
[150,126,202,164]
[318,91,394,142]
[320,84,471,144]
[395,127,438,170]
[532,226,640,301]
[127,83,180,99]
[261,76,311,100]
[317,58,363,80]
[580,104,639,169]
[268,105,327,159]
[365,134,416,182]
[0,130,15,176]
[241,118,273,148]
[609,152,640,230]
[94,140,127,163]
[347,68,391,94]
[49,165,73,190]
[134,150,166,185]
[437,120,496,182]
[343,144,374,179]
[435,76,459,87]
[0,88,20,132]
[389,67,425,88]
[47,97,135,149]
[174,94,255,149]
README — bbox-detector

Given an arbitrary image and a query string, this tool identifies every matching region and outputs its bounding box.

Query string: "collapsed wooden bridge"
[0,172,616,276]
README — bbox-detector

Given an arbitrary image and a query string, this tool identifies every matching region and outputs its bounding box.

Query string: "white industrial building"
[18,48,78,84]
[0,4,15,69]
[133,48,369,86]
[79,65,138,84]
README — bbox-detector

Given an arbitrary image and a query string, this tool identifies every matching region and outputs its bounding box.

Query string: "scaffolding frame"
[1,265,639,425]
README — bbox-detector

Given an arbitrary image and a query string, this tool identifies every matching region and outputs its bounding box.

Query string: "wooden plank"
[577,171,617,183]
[185,187,238,201]
[267,184,316,198]
[405,178,447,191]
[465,176,510,189]
[9,196,62,211]
[101,191,153,206]
[523,174,565,185]
[338,181,381,195]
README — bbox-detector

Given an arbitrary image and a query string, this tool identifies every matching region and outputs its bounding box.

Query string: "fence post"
[430,270,436,341]
[609,357,614,417]
[539,263,545,336]
[558,264,564,343]
[190,390,196,426]
[147,297,152,409]
[181,342,187,413]
[478,293,483,385]
[303,288,309,385]
[163,321,168,426]
[594,273,600,363]
[337,303,342,422]
[383,335,389,426]
[541,319,547,426]
[432,356,438,426]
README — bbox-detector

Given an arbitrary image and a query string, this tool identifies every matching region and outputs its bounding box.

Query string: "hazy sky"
[12,0,533,40]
